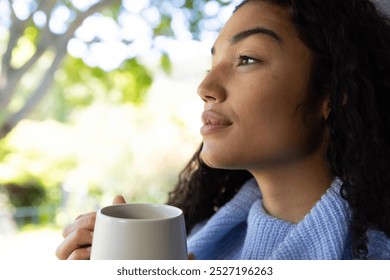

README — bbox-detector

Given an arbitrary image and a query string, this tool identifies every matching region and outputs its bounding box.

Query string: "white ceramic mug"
[90,203,187,260]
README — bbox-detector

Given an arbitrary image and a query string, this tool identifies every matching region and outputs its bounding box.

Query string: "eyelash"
[237,53,258,66]
[205,54,259,73]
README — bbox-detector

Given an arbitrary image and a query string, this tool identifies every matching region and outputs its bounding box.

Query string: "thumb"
[112,195,126,205]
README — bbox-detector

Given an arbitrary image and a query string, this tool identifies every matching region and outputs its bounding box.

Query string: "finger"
[67,246,91,260]
[56,229,93,260]
[62,212,96,238]
[112,195,126,204]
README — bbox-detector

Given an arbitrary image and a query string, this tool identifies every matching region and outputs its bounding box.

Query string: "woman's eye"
[237,55,258,66]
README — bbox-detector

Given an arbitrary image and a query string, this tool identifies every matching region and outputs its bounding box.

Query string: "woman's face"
[198,1,328,172]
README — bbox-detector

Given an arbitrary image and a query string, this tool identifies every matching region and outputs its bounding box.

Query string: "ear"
[320,92,348,120]
[320,94,331,121]
[341,92,348,106]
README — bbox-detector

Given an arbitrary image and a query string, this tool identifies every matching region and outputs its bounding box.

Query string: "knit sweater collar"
[187,177,353,259]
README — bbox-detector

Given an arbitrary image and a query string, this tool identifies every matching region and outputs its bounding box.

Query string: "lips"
[200,110,232,135]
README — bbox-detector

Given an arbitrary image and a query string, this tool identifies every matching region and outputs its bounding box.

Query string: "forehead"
[214,1,296,47]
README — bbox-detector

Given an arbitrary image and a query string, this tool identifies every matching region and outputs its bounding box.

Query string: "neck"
[249,153,333,223]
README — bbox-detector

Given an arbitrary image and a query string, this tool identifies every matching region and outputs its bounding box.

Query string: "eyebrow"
[211,27,282,55]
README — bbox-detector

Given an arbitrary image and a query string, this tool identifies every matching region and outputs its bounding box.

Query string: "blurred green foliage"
[56,56,152,107]
[160,52,173,75]
[4,182,46,208]
[150,0,233,40]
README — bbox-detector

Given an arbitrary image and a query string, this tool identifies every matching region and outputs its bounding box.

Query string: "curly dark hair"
[167,0,390,259]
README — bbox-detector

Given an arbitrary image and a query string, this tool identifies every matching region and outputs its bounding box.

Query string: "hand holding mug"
[56,195,126,260]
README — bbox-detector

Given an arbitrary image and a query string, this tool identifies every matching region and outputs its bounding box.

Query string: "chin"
[200,151,239,170]
[200,151,222,168]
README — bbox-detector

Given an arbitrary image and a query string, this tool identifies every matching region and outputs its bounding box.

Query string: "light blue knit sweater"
[187,178,390,259]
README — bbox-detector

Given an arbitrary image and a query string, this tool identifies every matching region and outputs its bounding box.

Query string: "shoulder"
[367,230,390,259]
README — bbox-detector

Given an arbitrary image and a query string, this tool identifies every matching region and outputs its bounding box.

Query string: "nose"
[197,67,227,103]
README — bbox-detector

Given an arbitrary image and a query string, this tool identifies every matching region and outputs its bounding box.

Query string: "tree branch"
[0,45,68,139]
[0,0,119,112]
[64,0,121,40]
[0,0,122,139]
[0,0,24,89]
[0,0,46,108]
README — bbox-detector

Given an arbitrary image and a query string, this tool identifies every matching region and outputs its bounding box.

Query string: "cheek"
[236,80,299,128]
[230,82,316,160]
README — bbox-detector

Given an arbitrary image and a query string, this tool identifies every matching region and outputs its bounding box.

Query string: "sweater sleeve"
[367,230,390,259]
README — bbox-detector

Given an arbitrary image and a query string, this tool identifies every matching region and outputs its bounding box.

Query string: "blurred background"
[0,0,240,260]
[1,0,389,261]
